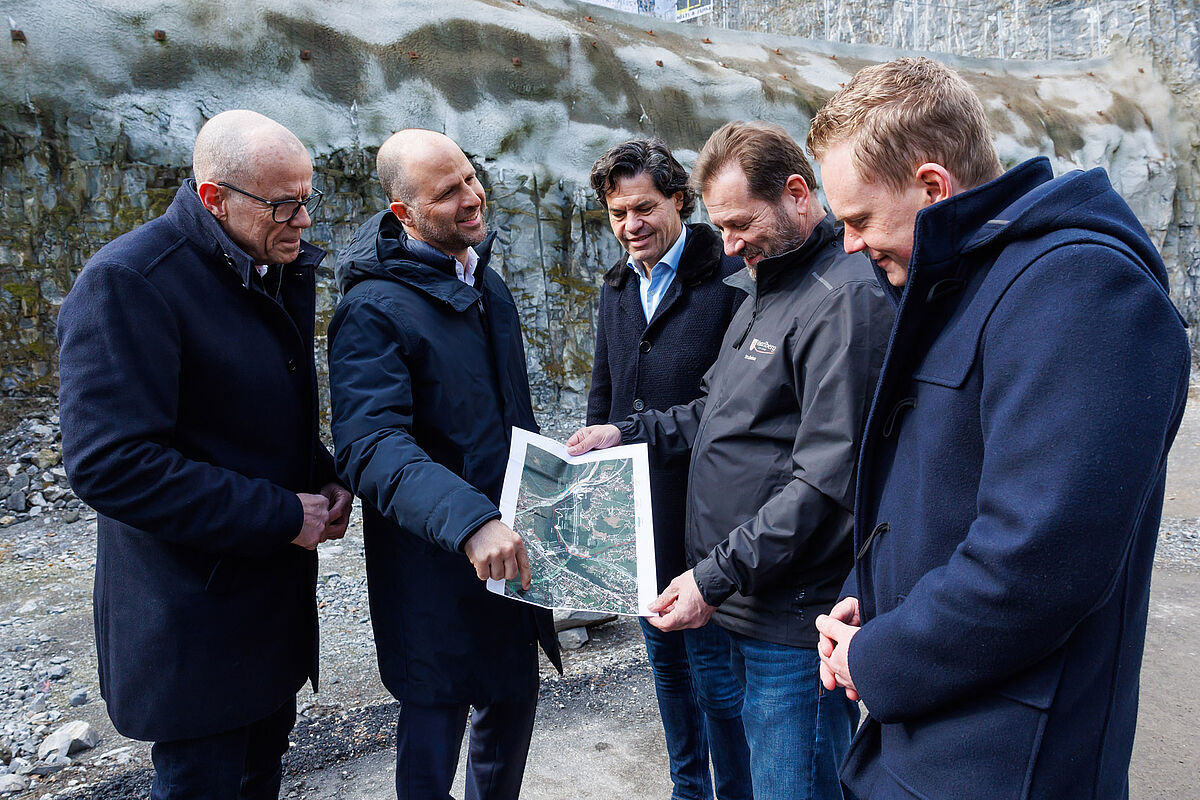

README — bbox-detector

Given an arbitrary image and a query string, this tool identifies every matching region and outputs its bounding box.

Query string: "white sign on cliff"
[676,0,713,22]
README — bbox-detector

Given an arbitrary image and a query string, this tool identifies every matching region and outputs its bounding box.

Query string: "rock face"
[0,0,1189,420]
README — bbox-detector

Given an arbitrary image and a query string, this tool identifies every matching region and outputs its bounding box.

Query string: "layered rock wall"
[0,0,1186,419]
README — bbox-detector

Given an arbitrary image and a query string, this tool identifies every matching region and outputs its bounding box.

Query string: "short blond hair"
[806,57,1002,192]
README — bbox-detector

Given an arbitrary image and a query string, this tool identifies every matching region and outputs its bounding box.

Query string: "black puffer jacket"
[617,216,894,646]
[328,210,560,705]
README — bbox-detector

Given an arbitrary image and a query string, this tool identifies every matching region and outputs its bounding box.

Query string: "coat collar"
[603,222,726,290]
[750,214,838,288]
[889,157,1054,307]
[165,180,325,288]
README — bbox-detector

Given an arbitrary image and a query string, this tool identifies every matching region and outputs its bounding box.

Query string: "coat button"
[639,340,652,353]
[286,358,297,372]
[632,399,645,412]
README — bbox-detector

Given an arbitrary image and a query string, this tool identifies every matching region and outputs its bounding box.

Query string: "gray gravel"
[1,392,1197,797]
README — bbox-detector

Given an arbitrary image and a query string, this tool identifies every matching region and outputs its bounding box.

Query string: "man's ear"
[914,163,957,206]
[389,200,412,226]
[197,181,227,219]
[784,174,811,217]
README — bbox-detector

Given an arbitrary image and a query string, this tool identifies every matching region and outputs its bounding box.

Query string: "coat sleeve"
[328,294,500,552]
[57,263,304,556]
[586,288,613,426]
[693,280,891,604]
[847,247,1191,723]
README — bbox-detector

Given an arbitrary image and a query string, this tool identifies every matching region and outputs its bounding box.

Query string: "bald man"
[328,129,561,800]
[58,110,351,800]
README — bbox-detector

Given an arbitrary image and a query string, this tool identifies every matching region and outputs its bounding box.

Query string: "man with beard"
[568,121,895,800]
[327,129,561,800]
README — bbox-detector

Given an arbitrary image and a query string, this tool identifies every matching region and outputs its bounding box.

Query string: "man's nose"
[291,204,312,229]
[842,227,865,254]
[722,231,743,257]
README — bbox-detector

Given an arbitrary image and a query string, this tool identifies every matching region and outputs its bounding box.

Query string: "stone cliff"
[0,0,1186,417]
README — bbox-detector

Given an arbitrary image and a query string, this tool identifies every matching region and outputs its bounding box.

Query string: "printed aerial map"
[489,429,656,616]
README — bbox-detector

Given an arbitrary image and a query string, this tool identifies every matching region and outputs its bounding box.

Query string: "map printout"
[487,428,657,616]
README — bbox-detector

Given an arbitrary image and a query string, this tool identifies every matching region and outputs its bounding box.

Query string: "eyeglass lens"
[273,192,323,224]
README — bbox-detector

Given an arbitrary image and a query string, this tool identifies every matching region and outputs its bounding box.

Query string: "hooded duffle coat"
[328,210,561,705]
[841,157,1192,800]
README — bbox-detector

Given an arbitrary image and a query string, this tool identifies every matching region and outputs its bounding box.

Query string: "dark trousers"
[395,698,537,800]
[149,698,296,800]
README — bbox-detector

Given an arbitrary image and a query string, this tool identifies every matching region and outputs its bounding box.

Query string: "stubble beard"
[411,209,488,256]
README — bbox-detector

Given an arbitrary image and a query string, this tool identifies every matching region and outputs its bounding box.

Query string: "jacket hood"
[335,210,496,309]
[898,157,1169,306]
[603,222,732,289]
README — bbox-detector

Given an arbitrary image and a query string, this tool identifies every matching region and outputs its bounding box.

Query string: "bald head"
[377,129,467,205]
[193,110,309,186]
[376,130,487,262]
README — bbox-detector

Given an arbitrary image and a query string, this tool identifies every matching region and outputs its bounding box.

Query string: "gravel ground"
[1,388,1197,797]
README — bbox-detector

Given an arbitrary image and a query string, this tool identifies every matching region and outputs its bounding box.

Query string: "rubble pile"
[0,413,83,529]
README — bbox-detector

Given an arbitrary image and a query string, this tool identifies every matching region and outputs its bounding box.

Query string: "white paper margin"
[487,427,658,616]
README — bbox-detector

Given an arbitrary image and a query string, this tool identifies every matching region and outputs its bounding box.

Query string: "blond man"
[809,57,1190,799]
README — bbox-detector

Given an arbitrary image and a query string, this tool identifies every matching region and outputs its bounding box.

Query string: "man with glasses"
[58,109,350,800]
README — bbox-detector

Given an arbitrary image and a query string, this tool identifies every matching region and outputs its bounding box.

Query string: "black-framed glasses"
[218,181,324,223]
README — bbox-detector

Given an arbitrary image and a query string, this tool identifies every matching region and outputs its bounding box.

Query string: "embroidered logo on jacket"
[744,337,777,361]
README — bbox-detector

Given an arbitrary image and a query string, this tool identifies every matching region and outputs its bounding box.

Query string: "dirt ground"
[1,387,1197,799]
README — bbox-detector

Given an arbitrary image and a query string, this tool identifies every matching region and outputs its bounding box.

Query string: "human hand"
[293,492,330,550]
[647,570,716,631]
[319,482,353,542]
[464,519,532,590]
[815,598,861,701]
[566,424,622,456]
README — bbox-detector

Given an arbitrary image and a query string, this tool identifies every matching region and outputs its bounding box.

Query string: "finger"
[329,491,351,518]
[845,687,860,702]
[566,429,584,447]
[472,558,489,582]
[516,543,532,590]
[647,613,671,631]
[817,636,833,659]
[819,660,837,691]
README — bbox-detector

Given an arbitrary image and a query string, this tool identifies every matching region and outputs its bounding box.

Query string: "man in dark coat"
[587,138,751,800]
[327,129,561,800]
[808,57,1192,800]
[57,110,351,800]
[570,121,895,800]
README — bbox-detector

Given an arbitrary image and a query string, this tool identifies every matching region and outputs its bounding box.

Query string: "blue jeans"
[727,631,859,800]
[641,617,753,800]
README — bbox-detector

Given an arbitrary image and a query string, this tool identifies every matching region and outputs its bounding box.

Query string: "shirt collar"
[626,225,688,279]
[455,246,479,286]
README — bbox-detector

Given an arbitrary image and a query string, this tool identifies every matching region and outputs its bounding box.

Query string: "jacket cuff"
[616,419,640,445]
[451,506,504,552]
[276,490,306,549]
[693,558,737,606]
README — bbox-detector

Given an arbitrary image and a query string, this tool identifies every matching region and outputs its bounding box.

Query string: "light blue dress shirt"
[628,226,687,323]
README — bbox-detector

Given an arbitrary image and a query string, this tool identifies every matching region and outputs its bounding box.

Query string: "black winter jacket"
[617,216,894,646]
[328,211,560,705]
[58,182,335,742]
[587,223,743,591]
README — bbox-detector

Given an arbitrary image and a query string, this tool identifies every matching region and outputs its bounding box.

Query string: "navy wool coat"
[587,222,743,591]
[328,211,561,706]
[57,183,336,742]
[841,158,1192,799]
